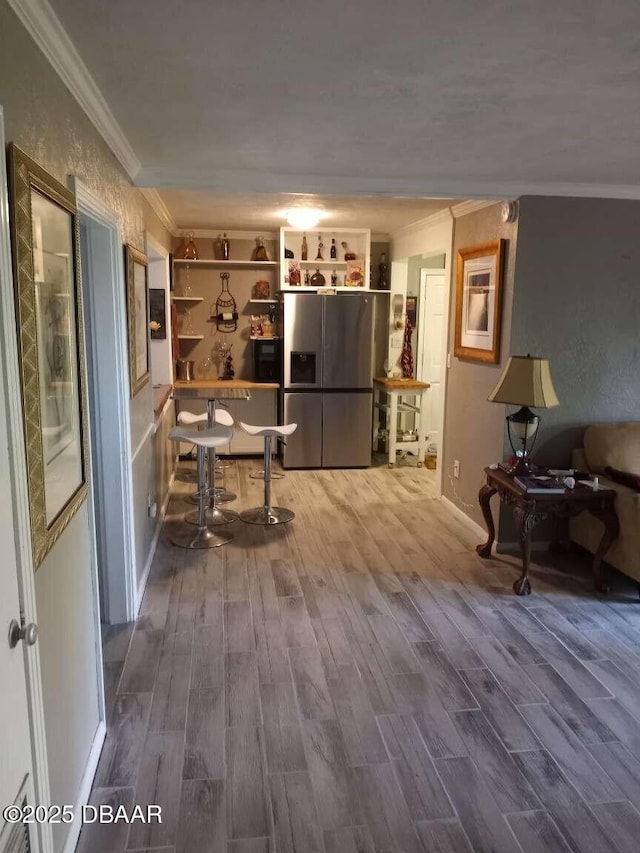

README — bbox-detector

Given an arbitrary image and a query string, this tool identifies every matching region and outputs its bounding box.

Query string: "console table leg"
[590,507,619,594]
[476,484,497,558]
[513,507,534,596]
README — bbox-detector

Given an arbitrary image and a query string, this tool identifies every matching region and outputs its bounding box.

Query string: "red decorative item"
[401,313,414,378]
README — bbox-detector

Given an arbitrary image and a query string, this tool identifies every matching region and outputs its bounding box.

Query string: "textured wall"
[442,205,519,527]
[509,195,640,467]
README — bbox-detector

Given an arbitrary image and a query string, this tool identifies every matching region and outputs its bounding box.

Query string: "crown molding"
[391,207,454,239]
[8,0,140,179]
[450,199,497,218]
[139,188,177,235]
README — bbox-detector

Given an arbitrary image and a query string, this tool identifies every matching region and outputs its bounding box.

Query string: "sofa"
[570,422,640,586]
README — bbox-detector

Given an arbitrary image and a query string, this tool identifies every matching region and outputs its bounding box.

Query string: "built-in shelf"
[248,298,278,304]
[279,286,367,293]
[297,260,348,268]
[171,295,204,302]
[250,335,280,340]
[177,334,204,341]
[173,258,278,269]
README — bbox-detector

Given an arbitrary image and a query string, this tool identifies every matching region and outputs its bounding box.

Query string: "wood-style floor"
[80,457,640,853]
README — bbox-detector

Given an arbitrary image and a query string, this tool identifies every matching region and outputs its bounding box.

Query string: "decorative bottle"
[183,233,198,260]
[316,235,324,260]
[330,237,337,260]
[331,270,338,286]
[377,252,390,290]
[221,233,230,260]
[301,234,308,261]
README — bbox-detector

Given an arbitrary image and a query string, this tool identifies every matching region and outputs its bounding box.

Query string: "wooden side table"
[372,377,430,468]
[476,467,619,595]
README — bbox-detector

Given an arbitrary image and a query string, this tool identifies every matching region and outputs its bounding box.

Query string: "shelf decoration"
[316,235,324,260]
[341,241,357,260]
[401,313,414,378]
[214,272,238,332]
[253,279,271,299]
[182,233,198,260]
[253,237,269,261]
[345,260,364,287]
[287,261,301,286]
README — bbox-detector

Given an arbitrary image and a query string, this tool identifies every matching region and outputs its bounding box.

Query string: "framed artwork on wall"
[454,239,505,364]
[125,243,150,396]
[8,144,89,567]
[149,288,166,340]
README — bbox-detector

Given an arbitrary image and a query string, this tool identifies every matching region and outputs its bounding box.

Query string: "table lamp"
[488,355,559,475]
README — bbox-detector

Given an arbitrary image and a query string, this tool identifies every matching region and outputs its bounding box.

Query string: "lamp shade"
[488,355,559,408]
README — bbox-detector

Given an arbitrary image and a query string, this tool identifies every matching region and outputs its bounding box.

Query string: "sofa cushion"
[605,466,640,492]
[583,422,640,476]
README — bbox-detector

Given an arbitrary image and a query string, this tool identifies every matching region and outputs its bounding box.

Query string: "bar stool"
[168,425,234,548]
[239,422,297,525]
[176,410,207,482]
[186,408,236,505]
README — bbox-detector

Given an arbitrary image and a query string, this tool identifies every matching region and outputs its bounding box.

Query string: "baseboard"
[61,720,106,853]
[440,495,486,540]
[134,471,175,612]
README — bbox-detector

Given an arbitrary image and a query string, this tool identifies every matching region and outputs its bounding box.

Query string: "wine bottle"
[330,237,337,259]
[221,233,230,260]
[301,233,308,261]
[331,270,338,286]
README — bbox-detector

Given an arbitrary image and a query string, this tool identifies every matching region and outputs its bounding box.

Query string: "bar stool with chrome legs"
[176,410,208,482]
[168,425,234,548]
[239,422,297,525]
[249,434,285,481]
[186,407,236,505]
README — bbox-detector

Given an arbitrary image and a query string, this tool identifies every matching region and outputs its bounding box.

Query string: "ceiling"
[29,0,640,231]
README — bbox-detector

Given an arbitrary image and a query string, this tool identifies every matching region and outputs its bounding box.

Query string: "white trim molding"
[61,721,106,853]
[451,199,497,218]
[391,207,453,241]
[140,188,177,236]
[8,0,140,179]
[441,495,487,541]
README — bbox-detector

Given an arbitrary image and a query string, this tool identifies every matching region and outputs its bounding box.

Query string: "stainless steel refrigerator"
[281,292,373,468]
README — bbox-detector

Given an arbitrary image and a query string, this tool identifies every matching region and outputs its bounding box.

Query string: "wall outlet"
[453,460,460,478]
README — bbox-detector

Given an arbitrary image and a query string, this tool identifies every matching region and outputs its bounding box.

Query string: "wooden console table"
[476,467,619,595]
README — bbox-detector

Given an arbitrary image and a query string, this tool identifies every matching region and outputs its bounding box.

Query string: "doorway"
[76,182,135,625]
[416,268,447,458]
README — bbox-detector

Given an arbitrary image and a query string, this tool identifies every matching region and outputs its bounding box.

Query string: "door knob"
[8,618,38,649]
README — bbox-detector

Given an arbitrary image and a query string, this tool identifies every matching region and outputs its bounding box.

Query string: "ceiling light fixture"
[285,208,324,229]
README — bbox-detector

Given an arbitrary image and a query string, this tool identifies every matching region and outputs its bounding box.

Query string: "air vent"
[1,796,31,853]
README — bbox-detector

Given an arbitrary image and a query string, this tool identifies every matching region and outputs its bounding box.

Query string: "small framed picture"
[125,244,150,397]
[454,240,505,363]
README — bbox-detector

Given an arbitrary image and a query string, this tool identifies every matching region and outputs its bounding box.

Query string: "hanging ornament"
[401,313,414,378]
[214,272,238,332]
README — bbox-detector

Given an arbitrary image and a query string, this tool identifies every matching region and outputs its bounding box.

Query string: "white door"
[0,399,39,850]
[417,271,446,451]
[0,109,40,849]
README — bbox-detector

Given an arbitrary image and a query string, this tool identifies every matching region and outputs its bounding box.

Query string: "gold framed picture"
[454,239,505,364]
[125,243,150,397]
[8,144,89,567]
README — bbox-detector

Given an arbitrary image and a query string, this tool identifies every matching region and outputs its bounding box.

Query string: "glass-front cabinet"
[280,226,371,291]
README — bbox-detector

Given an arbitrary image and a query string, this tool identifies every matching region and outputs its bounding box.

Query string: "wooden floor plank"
[289,645,335,720]
[451,709,541,812]
[512,749,619,853]
[127,731,184,850]
[176,779,225,853]
[415,819,474,853]
[434,756,522,853]
[506,810,572,853]
[226,725,270,840]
